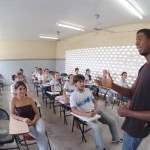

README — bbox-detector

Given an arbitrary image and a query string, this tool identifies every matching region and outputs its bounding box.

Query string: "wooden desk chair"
[0,108,20,150]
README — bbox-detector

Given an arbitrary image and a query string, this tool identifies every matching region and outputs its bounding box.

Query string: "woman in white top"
[42,69,53,84]
[84,69,92,83]
[32,67,39,80]
[117,72,129,88]
[50,72,63,92]
[63,74,76,103]
[117,72,129,102]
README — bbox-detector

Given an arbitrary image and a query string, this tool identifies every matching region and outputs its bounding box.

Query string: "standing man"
[95,28,150,150]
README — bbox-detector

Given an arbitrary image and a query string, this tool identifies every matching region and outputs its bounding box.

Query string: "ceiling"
[0,0,149,40]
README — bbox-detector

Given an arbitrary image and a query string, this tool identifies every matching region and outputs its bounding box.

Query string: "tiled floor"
[0,84,150,150]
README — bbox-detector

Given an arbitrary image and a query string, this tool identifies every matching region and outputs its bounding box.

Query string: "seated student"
[71,75,123,146]
[70,74,105,150]
[42,68,53,84]
[41,68,53,100]
[50,72,63,93]
[63,74,76,103]
[46,72,63,102]
[32,67,39,80]
[84,69,92,83]
[116,72,129,103]
[10,81,48,150]
[35,68,43,84]
[18,69,27,83]
[55,74,76,115]
[11,73,29,97]
[74,67,79,75]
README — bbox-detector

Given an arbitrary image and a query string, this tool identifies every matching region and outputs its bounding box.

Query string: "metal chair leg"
[45,132,52,150]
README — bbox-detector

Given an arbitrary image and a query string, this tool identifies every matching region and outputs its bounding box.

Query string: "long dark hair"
[14,81,27,91]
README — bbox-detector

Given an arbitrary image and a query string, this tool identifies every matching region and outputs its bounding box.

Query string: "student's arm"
[42,77,46,84]
[92,99,99,114]
[72,107,96,118]
[27,98,40,126]
[63,88,69,103]
[63,88,67,97]
[112,82,133,97]
[118,105,150,121]
[51,85,55,92]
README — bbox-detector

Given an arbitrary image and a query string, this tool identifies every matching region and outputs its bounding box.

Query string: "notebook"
[71,112,101,122]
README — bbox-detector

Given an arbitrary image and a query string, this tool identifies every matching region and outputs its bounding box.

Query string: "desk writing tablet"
[71,112,101,122]
[9,117,29,135]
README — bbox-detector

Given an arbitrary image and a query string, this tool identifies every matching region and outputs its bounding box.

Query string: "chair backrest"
[0,108,9,120]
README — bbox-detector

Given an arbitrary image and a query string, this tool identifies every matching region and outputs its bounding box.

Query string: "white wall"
[0,59,56,85]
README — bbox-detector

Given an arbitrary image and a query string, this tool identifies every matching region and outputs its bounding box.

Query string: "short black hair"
[14,81,27,91]
[38,68,42,71]
[137,29,150,39]
[75,68,79,71]
[73,74,85,83]
[19,69,23,72]
[121,72,127,76]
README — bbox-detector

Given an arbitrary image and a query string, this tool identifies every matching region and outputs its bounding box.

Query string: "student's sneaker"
[112,138,123,144]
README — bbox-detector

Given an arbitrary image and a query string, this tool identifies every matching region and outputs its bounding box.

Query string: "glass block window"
[65,46,146,86]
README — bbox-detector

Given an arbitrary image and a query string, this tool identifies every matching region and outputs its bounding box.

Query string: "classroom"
[0,1,150,150]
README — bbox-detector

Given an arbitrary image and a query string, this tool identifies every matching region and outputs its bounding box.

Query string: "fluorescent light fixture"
[116,0,143,19]
[128,0,144,15]
[57,22,84,31]
[39,35,58,40]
